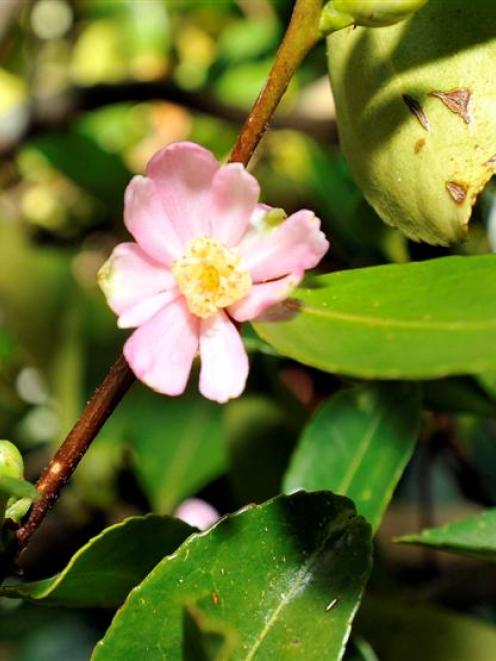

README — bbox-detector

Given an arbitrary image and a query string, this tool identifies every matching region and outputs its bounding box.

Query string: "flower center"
[172,236,251,318]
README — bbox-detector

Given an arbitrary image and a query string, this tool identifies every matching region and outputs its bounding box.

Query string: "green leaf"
[0,476,38,501]
[183,604,238,661]
[0,515,194,608]
[226,396,299,504]
[356,596,496,660]
[254,256,496,379]
[397,508,496,562]
[93,492,372,660]
[284,383,420,531]
[478,372,496,400]
[129,386,227,513]
[422,376,496,417]
[327,0,496,245]
[30,130,131,209]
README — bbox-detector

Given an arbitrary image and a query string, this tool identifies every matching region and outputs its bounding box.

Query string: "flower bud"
[321,0,428,33]
[0,440,24,480]
[0,441,32,535]
[174,498,219,531]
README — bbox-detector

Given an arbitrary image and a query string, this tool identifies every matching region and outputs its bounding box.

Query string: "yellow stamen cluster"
[172,236,251,318]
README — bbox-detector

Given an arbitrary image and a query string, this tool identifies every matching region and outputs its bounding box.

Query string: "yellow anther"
[172,236,251,318]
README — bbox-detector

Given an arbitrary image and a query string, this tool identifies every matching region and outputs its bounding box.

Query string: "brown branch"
[11,0,324,562]
[230,0,323,164]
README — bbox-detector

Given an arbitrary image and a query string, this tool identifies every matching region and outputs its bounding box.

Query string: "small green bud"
[321,0,429,33]
[0,440,31,532]
[0,440,24,480]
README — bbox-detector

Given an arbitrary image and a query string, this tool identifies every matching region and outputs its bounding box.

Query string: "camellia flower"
[98,142,329,403]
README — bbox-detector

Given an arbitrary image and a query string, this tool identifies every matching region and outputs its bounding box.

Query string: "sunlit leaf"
[254,256,496,379]
[93,492,372,660]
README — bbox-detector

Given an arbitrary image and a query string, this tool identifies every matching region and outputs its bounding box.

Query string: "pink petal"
[118,290,179,329]
[209,163,260,246]
[146,141,220,245]
[228,272,302,322]
[98,243,176,328]
[124,176,183,265]
[199,311,249,403]
[238,209,329,282]
[124,298,199,396]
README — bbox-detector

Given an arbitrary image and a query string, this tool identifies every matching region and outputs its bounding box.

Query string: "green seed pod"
[321,0,429,33]
[0,440,24,480]
[327,0,496,244]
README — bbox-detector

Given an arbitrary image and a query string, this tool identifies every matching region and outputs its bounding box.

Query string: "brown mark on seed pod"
[402,94,430,131]
[430,89,472,124]
[485,154,496,167]
[414,138,426,154]
[446,181,467,204]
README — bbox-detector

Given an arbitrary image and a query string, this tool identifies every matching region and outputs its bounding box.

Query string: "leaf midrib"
[243,520,350,660]
[299,303,496,332]
[336,406,387,495]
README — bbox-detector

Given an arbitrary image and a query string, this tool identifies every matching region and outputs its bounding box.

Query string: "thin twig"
[230,0,323,164]
[12,0,324,562]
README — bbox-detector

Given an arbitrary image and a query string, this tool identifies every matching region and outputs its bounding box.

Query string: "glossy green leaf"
[397,509,496,561]
[0,515,194,608]
[93,492,372,660]
[356,597,496,660]
[254,256,496,379]
[327,0,496,245]
[129,385,227,513]
[183,604,238,661]
[284,383,420,531]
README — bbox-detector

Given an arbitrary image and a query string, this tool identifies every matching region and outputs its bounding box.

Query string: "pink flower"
[174,498,220,531]
[98,142,329,403]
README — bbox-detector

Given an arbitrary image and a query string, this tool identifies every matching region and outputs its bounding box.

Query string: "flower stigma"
[172,236,251,318]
